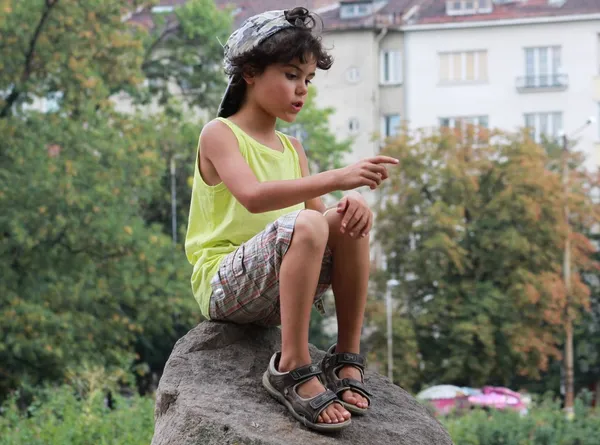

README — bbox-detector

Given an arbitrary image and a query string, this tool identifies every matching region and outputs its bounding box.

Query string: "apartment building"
[310,1,414,164]
[128,0,600,170]
[403,0,600,168]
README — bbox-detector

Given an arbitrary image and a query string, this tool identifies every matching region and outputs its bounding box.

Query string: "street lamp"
[386,278,399,382]
[170,154,184,246]
[558,116,595,418]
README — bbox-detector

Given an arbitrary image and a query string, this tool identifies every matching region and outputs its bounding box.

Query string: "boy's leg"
[277,210,351,425]
[324,210,370,410]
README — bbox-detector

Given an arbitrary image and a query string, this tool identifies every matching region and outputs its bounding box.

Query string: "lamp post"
[170,154,184,246]
[559,116,595,418]
[386,278,399,382]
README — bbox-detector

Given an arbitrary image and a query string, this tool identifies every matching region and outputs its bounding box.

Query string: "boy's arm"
[202,120,340,214]
[287,136,328,214]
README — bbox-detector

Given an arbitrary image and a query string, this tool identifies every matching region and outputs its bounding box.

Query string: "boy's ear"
[241,64,258,85]
[242,72,255,85]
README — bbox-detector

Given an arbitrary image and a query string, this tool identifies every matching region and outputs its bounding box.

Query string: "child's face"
[247,56,317,123]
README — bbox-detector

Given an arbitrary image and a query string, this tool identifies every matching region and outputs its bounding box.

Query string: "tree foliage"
[372,126,599,391]
[0,0,356,400]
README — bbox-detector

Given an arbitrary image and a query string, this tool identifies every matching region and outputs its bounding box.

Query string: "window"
[349,118,360,134]
[341,3,372,19]
[380,50,402,85]
[524,112,563,143]
[346,66,361,83]
[446,0,492,15]
[440,115,489,142]
[439,51,487,83]
[152,6,175,13]
[524,47,561,87]
[381,114,401,138]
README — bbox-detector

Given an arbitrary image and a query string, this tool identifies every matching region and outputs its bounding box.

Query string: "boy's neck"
[229,102,277,136]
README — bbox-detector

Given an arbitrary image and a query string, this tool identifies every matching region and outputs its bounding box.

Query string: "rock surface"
[151,321,454,445]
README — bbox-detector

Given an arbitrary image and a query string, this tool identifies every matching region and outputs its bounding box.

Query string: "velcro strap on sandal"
[330,352,366,369]
[329,378,372,398]
[309,390,338,410]
[289,364,321,382]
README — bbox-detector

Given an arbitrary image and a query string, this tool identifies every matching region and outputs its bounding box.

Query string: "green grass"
[0,385,155,445]
[2,382,599,445]
[442,392,600,445]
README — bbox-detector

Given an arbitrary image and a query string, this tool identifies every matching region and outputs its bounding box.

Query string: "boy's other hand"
[334,156,399,191]
[337,191,372,238]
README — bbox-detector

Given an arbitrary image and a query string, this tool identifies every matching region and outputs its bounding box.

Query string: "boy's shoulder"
[283,134,306,158]
[199,118,238,155]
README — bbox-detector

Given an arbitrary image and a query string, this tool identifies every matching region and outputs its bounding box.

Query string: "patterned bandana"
[222,10,295,74]
[217,9,313,118]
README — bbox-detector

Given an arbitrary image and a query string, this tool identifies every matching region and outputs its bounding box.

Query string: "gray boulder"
[151,321,454,445]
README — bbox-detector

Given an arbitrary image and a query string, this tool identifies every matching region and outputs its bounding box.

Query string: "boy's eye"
[285,73,297,80]
[305,79,312,85]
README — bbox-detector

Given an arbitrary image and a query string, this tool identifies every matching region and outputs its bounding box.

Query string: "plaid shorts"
[208,209,333,326]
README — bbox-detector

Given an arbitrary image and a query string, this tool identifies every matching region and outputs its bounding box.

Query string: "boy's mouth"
[291,101,304,112]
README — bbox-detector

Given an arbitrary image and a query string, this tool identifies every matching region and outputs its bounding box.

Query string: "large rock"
[151,321,454,445]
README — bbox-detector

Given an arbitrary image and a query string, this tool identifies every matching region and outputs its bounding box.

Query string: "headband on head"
[217,8,316,118]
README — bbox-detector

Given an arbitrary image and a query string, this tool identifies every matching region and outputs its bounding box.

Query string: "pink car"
[468,386,528,413]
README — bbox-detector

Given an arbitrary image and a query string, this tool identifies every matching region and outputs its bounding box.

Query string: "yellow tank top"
[185,117,305,318]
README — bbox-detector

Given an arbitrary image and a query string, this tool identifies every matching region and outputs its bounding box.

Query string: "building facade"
[404,0,600,168]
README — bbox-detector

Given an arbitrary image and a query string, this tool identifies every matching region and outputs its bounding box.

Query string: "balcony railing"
[516,74,568,92]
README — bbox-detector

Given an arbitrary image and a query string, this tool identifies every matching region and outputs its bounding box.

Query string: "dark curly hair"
[220,7,334,117]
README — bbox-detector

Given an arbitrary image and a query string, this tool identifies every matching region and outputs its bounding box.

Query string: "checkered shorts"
[208,209,333,327]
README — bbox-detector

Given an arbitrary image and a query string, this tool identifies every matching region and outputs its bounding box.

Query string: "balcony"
[516,74,568,93]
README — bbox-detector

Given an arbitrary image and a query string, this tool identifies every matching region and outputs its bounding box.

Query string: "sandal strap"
[289,364,322,382]
[326,352,366,370]
[275,363,322,392]
[308,389,338,411]
[295,389,339,424]
[328,377,372,398]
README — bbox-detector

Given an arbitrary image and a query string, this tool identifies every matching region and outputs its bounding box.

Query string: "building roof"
[129,0,340,30]
[214,0,339,27]
[320,0,416,30]
[412,0,600,26]
[128,0,600,32]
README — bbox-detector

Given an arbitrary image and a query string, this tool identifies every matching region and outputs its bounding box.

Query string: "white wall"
[314,30,380,164]
[404,18,600,168]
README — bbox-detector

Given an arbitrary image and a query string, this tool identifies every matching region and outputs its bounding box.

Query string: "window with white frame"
[349,118,360,134]
[381,114,401,138]
[340,2,372,19]
[446,0,492,15]
[524,46,561,87]
[440,115,488,129]
[439,50,488,83]
[380,50,402,85]
[524,112,563,143]
[440,115,489,142]
[346,66,361,84]
[152,6,175,13]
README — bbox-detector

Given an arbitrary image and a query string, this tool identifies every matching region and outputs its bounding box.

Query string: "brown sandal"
[262,352,351,432]
[320,344,372,415]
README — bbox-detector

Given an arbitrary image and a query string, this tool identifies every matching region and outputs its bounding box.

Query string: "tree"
[132,0,232,112]
[0,0,233,398]
[372,126,598,391]
[0,0,146,117]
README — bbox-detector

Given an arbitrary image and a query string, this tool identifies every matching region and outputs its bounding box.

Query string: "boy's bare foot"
[337,366,370,409]
[296,375,351,424]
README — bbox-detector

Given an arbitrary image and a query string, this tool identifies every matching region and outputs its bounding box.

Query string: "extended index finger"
[368,156,399,165]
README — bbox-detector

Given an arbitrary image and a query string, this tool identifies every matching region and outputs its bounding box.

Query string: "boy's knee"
[292,210,328,249]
